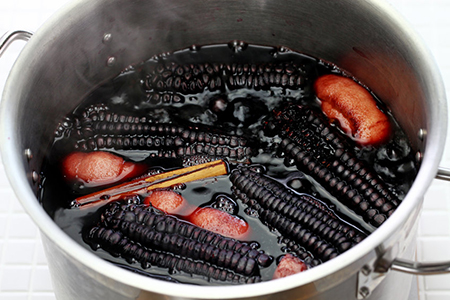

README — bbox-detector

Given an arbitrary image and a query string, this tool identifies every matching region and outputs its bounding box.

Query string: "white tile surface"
[34,240,48,265]
[422,181,450,211]
[426,295,450,300]
[0,267,32,291]
[425,274,450,292]
[7,215,38,239]
[0,191,12,213]
[0,0,450,299]
[0,216,8,239]
[419,212,450,236]
[30,267,53,292]
[29,295,57,300]
[0,294,29,300]
[3,240,36,265]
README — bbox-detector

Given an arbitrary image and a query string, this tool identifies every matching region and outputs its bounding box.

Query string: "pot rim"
[0,0,447,298]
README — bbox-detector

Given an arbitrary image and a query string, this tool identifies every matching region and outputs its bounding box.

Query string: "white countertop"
[0,0,449,299]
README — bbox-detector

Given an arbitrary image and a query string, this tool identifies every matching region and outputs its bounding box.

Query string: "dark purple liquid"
[39,43,417,285]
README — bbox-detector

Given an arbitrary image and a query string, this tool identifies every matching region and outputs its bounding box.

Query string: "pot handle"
[387,166,450,275]
[358,257,450,299]
[0,30,33,58]
[357,167,450,299]
[436,167,450,181]
[390,258,450,275]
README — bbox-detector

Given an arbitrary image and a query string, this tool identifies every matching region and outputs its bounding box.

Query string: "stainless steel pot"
[0,0,448,299]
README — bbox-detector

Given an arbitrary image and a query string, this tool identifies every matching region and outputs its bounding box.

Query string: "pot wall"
[4,0,441,167]
[41,220,419,300]
[0,0,447,299]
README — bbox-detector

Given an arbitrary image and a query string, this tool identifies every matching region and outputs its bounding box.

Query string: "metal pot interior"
[0,0,447,298]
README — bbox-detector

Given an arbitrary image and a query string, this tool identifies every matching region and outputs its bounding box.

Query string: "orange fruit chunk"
[144,190,187,213]
[62,151,141,186]
[189,207,249,238]
[273,254,308,279]
[314,74,391,146]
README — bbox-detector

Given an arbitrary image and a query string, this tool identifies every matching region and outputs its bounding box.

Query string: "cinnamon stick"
[74,159,229,208]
